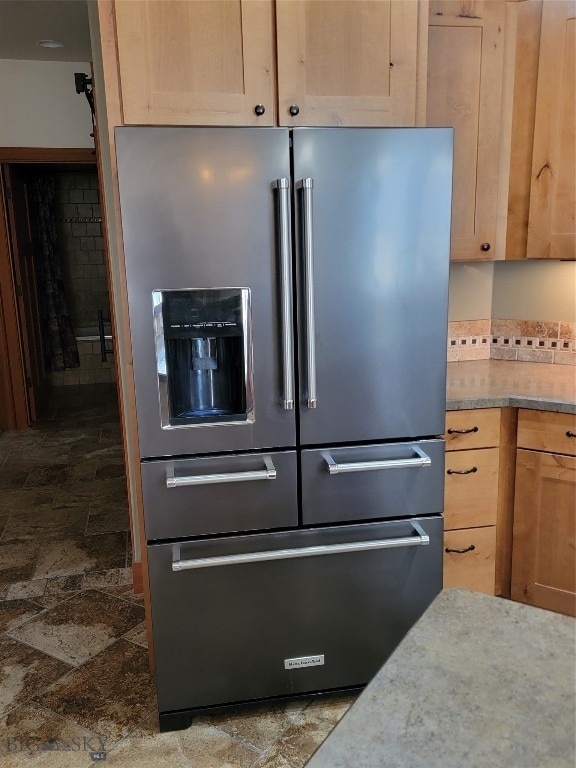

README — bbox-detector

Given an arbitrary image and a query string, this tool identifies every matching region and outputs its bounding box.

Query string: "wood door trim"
[0,148,96,164]
[0,172,29,430]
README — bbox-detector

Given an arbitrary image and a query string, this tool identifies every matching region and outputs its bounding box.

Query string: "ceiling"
[0,0,91,62]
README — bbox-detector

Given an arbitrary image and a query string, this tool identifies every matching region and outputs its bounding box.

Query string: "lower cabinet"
[511,410,576,617]
[444,527,497,595]
[443,409,500,595]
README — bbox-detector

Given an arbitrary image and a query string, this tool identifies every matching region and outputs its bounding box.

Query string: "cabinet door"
[114,0,275,125]
[511,449,576,617]
[275,0,423,126]
[526,0,575,259]
[427,0,506,261]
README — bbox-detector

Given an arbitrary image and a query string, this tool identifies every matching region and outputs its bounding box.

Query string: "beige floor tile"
[6,580,47,602]
[0,600,45,633]
[8,590,144,667]
[0,489,55,517]
[88,732,191,768]
[37,639,156,742]
[252,711,335,768]
[85,505,130,535]
[35,576,83,608]
[0,541,41,589]
[0,637,71,718]
[32,533,127,579]
[178,722,261,768]
[196,700,310,751]
[2,508,89,541]
[122,622,148,648]
[303,693,357,725]
[0,702,105,768]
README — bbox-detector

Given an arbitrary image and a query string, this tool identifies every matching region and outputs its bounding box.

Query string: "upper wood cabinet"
[426,0,507,261]
[275,0,425,126]
[114,0,276,126]
[526,0,575,259]
[112,0,426,128]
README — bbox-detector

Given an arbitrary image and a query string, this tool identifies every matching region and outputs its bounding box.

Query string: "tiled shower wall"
[448,320,575,365]
[55,171,109,329]
[49,171,116,386]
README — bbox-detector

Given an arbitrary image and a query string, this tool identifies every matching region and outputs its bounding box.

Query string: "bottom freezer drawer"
[148,516,443,714]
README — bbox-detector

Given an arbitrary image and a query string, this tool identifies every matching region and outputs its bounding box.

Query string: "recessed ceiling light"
[37,39,65,49]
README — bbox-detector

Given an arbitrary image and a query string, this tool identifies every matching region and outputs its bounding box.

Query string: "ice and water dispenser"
[152,289,252,427]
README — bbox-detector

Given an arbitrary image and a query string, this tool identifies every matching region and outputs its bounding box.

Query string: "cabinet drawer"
[445,408,501,450]
[301,440,445,526]
[443,526,496,595]
[517,410,576,456]
[141,451,298,540]
[444,448,499,530]
[149,517,443,713]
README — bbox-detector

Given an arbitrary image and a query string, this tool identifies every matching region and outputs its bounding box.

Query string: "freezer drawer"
[141,451,298,540]
[148,516,443,715]
[301,440,445,525]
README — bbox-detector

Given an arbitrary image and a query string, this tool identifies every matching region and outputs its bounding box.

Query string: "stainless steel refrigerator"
[115,127,453,731]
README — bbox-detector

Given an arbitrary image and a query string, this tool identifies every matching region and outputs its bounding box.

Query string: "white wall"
[0,59,93,147]
[448,263,494,321]
[492,261,576,322]
[449,260,576,322]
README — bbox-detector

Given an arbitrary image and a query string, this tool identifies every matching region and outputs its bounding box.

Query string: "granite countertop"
[446,359,576,413]
[305,589,576,768]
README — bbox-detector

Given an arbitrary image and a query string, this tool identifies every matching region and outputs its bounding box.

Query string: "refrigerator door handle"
[171,521,429,571]
[275,178,295,410]
[166,456,276,488]
[298,177,317,409]
[323,445,432,475]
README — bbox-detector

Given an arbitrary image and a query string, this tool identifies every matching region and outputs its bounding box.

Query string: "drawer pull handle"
[323,445,431,475]
[447,467,477,475]
[447,426,478,435]
[445,544,475,554]
[567,431,576,438]
[172,521,430,571]
[166,456,276,488]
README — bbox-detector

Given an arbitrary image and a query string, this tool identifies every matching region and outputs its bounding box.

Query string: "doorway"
[0,151,116,429]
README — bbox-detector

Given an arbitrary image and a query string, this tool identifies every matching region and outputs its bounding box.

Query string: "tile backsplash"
[448,320,575,365]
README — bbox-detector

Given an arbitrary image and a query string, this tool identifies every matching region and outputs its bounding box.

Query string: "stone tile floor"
[0,385,356,767]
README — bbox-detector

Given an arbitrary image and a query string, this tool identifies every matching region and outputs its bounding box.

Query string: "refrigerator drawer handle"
[166,456,276,488]
[299,177,317,409]
[275,178,295,410]
[323,446,432,475]
[172,521,430,571]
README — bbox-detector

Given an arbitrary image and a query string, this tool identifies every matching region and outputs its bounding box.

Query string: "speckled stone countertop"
[446,359,576,413]
[305,589,576,768]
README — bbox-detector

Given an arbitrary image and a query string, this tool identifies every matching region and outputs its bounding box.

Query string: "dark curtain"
[28,175,79,372]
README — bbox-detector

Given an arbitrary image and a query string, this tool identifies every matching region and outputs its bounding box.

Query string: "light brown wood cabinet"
[526,0,576,259]
[426,0,508,261]
[276,0,425,126]
[443,408,502,594]
[114,0,276,126]
[112,0,426,128]
[511,410,576,616]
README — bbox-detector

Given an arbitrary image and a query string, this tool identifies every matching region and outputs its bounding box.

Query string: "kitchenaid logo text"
[5,736,107,761]
[284,655,325,670]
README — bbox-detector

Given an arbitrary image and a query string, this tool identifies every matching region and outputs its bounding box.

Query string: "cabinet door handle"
[567,431,576,438]
[447,467,477,475]
[445,544,475,554]
[447,426,478,434]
